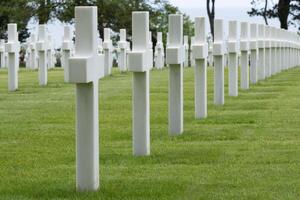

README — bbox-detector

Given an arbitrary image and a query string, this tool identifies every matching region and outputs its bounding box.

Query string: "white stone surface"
[190,36,195,67]
[128,12,150,156]
[37,25,48,86]
[5,24,20,91]
[184,35,189,67]
[117,29,127,72]
[166,14,184,135]
[103,28,113,76]
[250,23,258,84]
[148,31,153,69]
[213,19,225,105]
[192,17,207,119]
[228,20,238,96]
[0,39,5,68]
[265,26,271,77]
[68,6,103,191]
[154,32,164,69]
[257,24,265,80]
[29,34,38,69]
[240,22,249,89]
[62,26,73,82]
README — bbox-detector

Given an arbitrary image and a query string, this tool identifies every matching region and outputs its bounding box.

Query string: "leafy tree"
[248,0,300,30]
[56,0,194,47]
[0,0,32,42]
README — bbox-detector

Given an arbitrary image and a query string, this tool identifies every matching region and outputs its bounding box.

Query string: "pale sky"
[30,0,292,48]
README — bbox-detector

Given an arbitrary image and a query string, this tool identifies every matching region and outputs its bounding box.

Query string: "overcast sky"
[32,0,290,48]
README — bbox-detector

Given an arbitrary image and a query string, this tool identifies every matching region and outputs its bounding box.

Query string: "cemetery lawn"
[1,66,300,200]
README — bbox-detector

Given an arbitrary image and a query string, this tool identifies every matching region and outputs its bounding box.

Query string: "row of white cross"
[68,6,300,191]
[1,6,300,192]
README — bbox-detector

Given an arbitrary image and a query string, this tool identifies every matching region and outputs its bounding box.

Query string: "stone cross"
[154,32,164,69]
[190,36,195,67]
[127,11,150,156]
[6,24,20,91]
[184,35,189,67]
[213,19,225,105]
[277,29,284,72]
[192,17,207,119]
[103,28,113,76]
[228,20,238,97]
[148,31,153,69]
[37,25,48,86]
[240,22,250,89]
[271,27,277,75]
[280,29,286,71]
[29,34,38,69]
[62,26,73,82]
[257,24,265,80]
[117,29,127,72]
[265,26,271,77]
[25,38,31,68]
[249,23,258,84]
[0,39,6,68]
[47,35,54,69]
[166,14,184,135]
[68,6,104,191]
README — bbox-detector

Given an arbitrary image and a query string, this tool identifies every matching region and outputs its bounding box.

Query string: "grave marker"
[0,39,6,68]
[62,26,73,82]
[36,25,48,86]
[29,34,37,69]
[117,29,127,72]
[192,17,207,119]
[154,32,164,69]
[68,6,103,191]
[184,35,189,67]
[258,24,265,80]
[213,19,225,105]
[166,14,184,135]
[228,20,238,96]
[127,11,150,155]
[265,26,271,77]
[5,24,20,91]
[103,28,113,76]
[240,22,249,89]
[148,31,153,69]
[249,23,258,84]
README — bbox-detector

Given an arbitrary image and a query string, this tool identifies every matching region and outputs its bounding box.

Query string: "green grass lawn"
[1,66,300,200]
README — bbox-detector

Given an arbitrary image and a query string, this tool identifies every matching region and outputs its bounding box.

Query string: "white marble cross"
[148,31,153,69]
[257,24,265,80]
[29,34,38,69]
[184,35,189,67]
[249,23,258,84]
[190,36,195,67]
[103,28,113,76]
[62,26,73,82]
[227,20,238,97]
[37,25,48,86]
[213,19,225,105]
[68,6,104,191]
[240,22,250,89]
[47,35,54,69]
[127,11,150,156]
[154,32,164,69]
[265,26,272,77]
[271,27,277,75]
[0,39,6,68]
[117,29,127,72]
[166,14,184,135]
[192,17,207,119]
[6,24,20,91]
